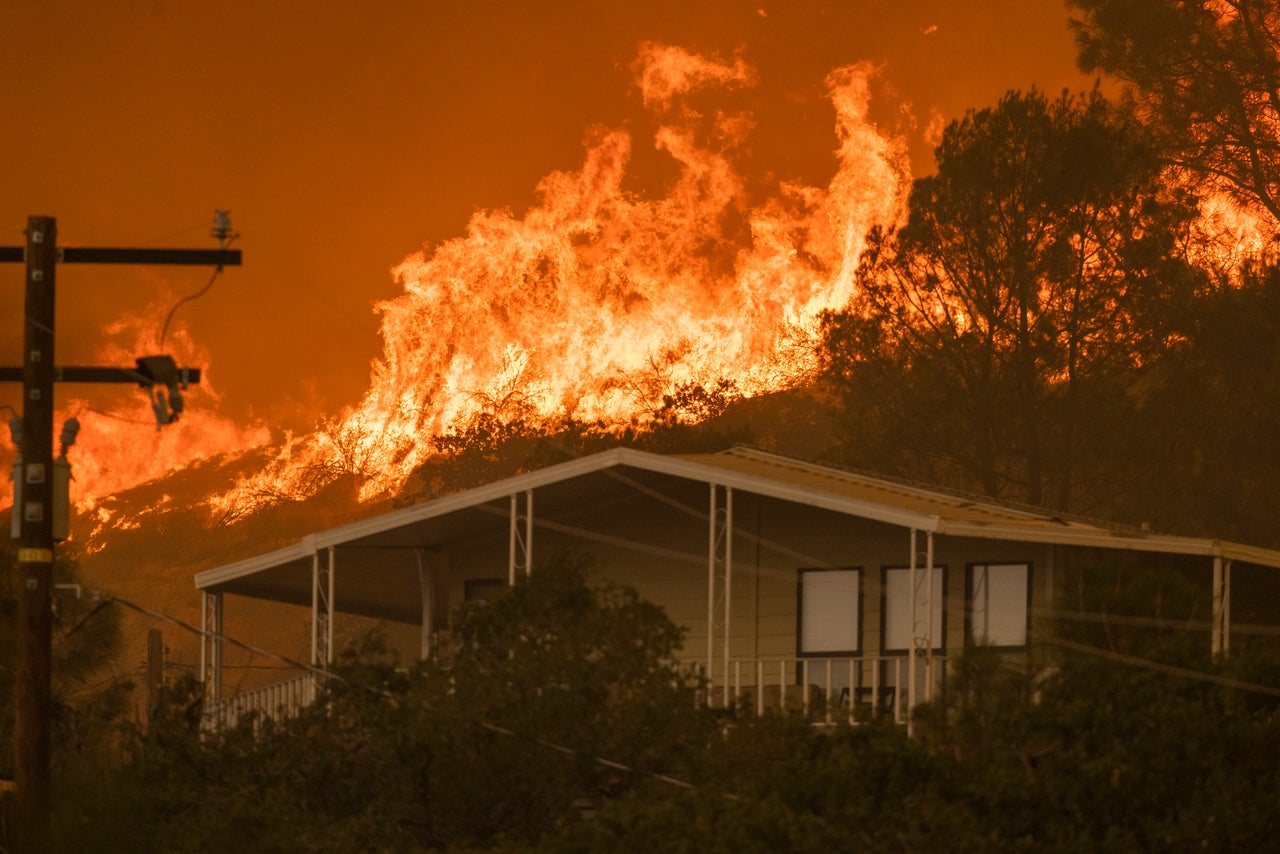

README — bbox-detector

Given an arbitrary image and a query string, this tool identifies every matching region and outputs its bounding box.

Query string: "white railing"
[725,656,949,725]
[204,673,317,731]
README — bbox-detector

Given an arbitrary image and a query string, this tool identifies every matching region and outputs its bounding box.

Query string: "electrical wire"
[1030,629,1280,698]
[80,405,159,427]
[158,232,238,349]
[1034,607,1280,638]
[108,594,327,681]
[89,595,710,795]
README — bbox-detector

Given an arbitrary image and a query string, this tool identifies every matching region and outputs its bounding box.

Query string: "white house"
[194,446,1280,726]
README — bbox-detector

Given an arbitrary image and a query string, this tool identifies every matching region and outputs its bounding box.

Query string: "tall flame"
[10,45,1274,533]
[205,46,911,515]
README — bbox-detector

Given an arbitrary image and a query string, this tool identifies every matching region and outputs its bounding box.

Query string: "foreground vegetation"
[30,562,1279,852]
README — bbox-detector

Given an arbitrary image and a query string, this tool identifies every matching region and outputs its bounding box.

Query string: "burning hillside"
[5,40,1275,538]
[204,44,912,516]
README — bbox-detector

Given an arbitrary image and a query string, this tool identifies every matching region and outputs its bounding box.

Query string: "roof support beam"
[908,530,918,735]
[508,490,534,584]
[1212,557,1232,657]
[312,549,335,666]
[201,591,223,708]
[416,550,434,660]
[906,529,936,735]
[706,484,733,708]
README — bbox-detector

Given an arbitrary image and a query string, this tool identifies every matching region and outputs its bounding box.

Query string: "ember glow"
[204,46,911,514]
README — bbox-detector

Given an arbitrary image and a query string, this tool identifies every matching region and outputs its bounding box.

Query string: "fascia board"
[255,446,942,559]
[938,520,1280,567]
[612,448,943,531]
[194,541,314,590]
[305,447,637,550]
[1215,541,1280,570]
[195,450,636,591]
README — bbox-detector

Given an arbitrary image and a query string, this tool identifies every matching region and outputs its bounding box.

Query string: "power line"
[1030,629,1280,698]
[1035,607,1280,638]
[79,405,160,427]
[158,232,238,348]
[108,595,327,681]
[101,595,709,796]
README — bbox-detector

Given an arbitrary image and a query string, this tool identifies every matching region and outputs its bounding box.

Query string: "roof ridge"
[714,445,1149,534]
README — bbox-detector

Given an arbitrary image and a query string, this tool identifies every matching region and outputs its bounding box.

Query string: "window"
[798,568,860,656]
[968,563,1030,647]
[882,566,945,653]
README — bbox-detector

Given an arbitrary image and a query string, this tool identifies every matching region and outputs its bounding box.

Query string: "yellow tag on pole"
[18,548,53,564]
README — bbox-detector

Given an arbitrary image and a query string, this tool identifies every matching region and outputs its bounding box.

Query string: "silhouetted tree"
[820,88,1202,511]
[1071,0,1280,224]
[55,558,713,852]
[1127,262,1280,546]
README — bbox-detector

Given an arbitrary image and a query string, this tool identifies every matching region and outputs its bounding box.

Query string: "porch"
[194,448,1272,730]
[201,653,950,730]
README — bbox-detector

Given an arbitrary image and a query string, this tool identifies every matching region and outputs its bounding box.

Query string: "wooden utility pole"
[14,215,57,852]
[2,214,239,851]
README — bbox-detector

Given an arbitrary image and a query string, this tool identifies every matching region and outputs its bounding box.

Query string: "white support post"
[1212,557,1232,657]
[509,490,534,584]
[201,591,223,706]
[312,548,335,666]
[509,494,518,585]
[416,550,433,660]
[706,484,732,706]
[925,531,935,702]
[526,489,534,575]
[723,486,733,709]
[908,529,918,735]
[706,486,715,702]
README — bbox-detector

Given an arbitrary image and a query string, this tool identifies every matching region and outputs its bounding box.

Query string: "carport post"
[722,487,733,708]
[908,529,918,734]
[312,548,335,666]
[925,531,935,701]
[706,484,732,707]
[508,490,534,584]
[200,591,223,706]
[416,550,433,659]
[1212,556,1232,657]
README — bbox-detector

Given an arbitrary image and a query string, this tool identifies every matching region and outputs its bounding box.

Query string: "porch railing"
[724,655,949,725]
[205,655,948,731]
[204,673,317,730]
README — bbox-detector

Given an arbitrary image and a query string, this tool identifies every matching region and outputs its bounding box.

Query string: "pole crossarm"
[0,246,241,266]
[0,365,201,385]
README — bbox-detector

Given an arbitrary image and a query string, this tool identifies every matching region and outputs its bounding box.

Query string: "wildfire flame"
[204,45,912,515]
[11,43,1270,532]
[0,303,270,535]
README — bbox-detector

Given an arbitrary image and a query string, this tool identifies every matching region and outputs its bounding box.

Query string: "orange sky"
[0,0,1093,437]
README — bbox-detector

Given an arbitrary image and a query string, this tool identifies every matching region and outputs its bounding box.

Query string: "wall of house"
[421,485,1058,677]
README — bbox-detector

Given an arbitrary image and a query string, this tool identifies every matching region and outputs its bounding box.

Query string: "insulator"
[212,209,232,240]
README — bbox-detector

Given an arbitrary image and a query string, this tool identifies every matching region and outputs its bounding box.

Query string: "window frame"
[880,564,947,655]
[796,566,863,658]
[965,562,1032,650]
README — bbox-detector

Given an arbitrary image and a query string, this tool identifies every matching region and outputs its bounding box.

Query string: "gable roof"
[195,446,1280,602]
